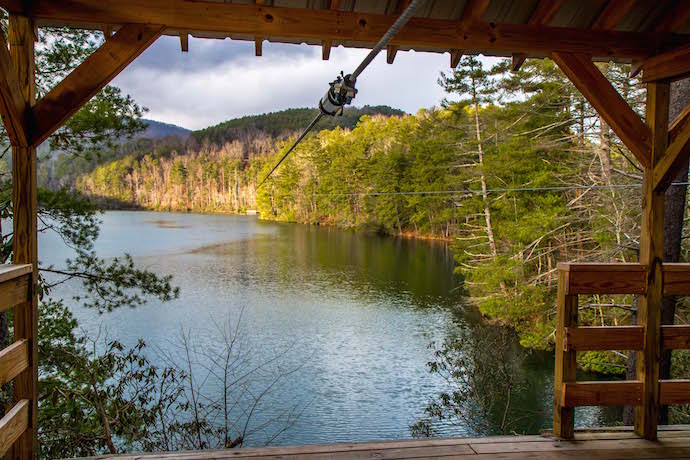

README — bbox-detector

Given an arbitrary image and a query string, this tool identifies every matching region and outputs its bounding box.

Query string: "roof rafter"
[447,0,489,68]
[590,0,635,31]
[511,0,565,71]
[321,0,339,61]
[7,0,678,60]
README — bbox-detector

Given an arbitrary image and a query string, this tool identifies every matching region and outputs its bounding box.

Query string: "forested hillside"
[192,106,404,144]
[64,58,690,375]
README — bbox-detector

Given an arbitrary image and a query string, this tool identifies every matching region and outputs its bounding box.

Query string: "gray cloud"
[113,36,468,130]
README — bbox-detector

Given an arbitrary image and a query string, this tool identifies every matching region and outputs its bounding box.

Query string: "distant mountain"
[139,119,190,140]
[191,105,406,146]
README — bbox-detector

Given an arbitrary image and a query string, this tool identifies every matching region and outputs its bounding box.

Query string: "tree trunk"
[474,101,497,257]
[624,78,690,426]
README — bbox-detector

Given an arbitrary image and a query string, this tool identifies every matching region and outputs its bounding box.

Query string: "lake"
[39,211,617,447]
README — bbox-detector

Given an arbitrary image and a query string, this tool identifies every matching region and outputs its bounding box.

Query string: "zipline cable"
[253,0,426,194]
[254,112,324,192]
[305,181,690,197]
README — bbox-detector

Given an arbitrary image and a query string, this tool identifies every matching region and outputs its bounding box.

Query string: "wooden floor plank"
[77,429,690,460]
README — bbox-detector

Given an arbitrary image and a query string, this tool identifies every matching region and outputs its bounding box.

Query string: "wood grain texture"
[0,32,28,147]
[3,0,683,60]
[0,340,28,386]
[661,325,690,349]
[642,43,690,83]
[31,23,164,147]
[460,0,489,23]
[386,45,398,64]
[8,15,36,460]
[590,0,635,31]
[653,102,690,191]
[562,381,643,407]
[660,380,690,405]
[71,429,690,459]
[662,262,690,294]
[450,49,463,68]
[564,326,644,351]
[0,400,28,457]
[557,263,647,295]
[552,52,652,168]
[0,274,29,313]
[553,270,577,439]
[0,265,31,285]
[179,32,188,52]
[635,81,670,441]
[511,0,565,71]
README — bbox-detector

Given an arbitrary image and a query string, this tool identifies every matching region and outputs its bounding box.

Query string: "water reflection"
[37,212,615,446]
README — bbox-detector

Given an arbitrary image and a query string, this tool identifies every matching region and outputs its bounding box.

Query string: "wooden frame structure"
[0,0,689,458]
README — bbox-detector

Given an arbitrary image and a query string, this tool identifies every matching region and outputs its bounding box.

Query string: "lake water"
[39,211,617,447]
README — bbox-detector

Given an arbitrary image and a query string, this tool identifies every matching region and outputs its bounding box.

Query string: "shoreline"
[97,206,457,242]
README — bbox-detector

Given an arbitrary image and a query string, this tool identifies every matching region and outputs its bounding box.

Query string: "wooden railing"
[554,262,690,439]
[0,264,33,456]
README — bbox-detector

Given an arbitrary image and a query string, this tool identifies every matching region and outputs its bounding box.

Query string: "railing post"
[8,15,37,460]
[554,265,577,439]
[635,81,670,441]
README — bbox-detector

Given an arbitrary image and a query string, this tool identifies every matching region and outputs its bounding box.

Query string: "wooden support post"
[554,269,577,439]
[7,15,37,460]
[635,81,670,441]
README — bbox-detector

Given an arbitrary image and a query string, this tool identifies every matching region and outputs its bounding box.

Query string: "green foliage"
[411,325,531,436]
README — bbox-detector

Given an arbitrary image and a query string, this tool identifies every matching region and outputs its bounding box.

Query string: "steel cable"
[254,0,425,193]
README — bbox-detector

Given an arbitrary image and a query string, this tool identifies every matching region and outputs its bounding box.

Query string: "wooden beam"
[179,32,189,52]
[564,326,644,352]
[322,43,331,61]
[590,0,635,31]
[102,24,113,40]
[552,52,653,167]
[562,381,642,407]
[0,401,29,457]
[553,269,577,439]
[557,262,647,295]
[511,54,527,72]
[642,43,690,83]
[661,325,690,349]
[255,37,263,56]
[31,23,164,148]
[635,81,670,441]
[653,104,690,191]
[0,274,29,313]
[660,380,690,404]
[7,14,36,460]
[6,0,683,60]
[0,340,28,386]
[321,0,339,61]
[663,261,690,294]
[0,32,28,147]
[386,45,398,64]
[450,49,462,68]
[511,0,565,72]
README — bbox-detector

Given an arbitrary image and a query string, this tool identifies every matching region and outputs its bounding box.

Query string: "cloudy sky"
[111,35,461,131]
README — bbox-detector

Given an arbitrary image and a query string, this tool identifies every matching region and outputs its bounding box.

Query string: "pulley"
[319,72,358,117]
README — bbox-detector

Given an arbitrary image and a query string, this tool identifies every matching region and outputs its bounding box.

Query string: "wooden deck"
[80,428,690,459]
